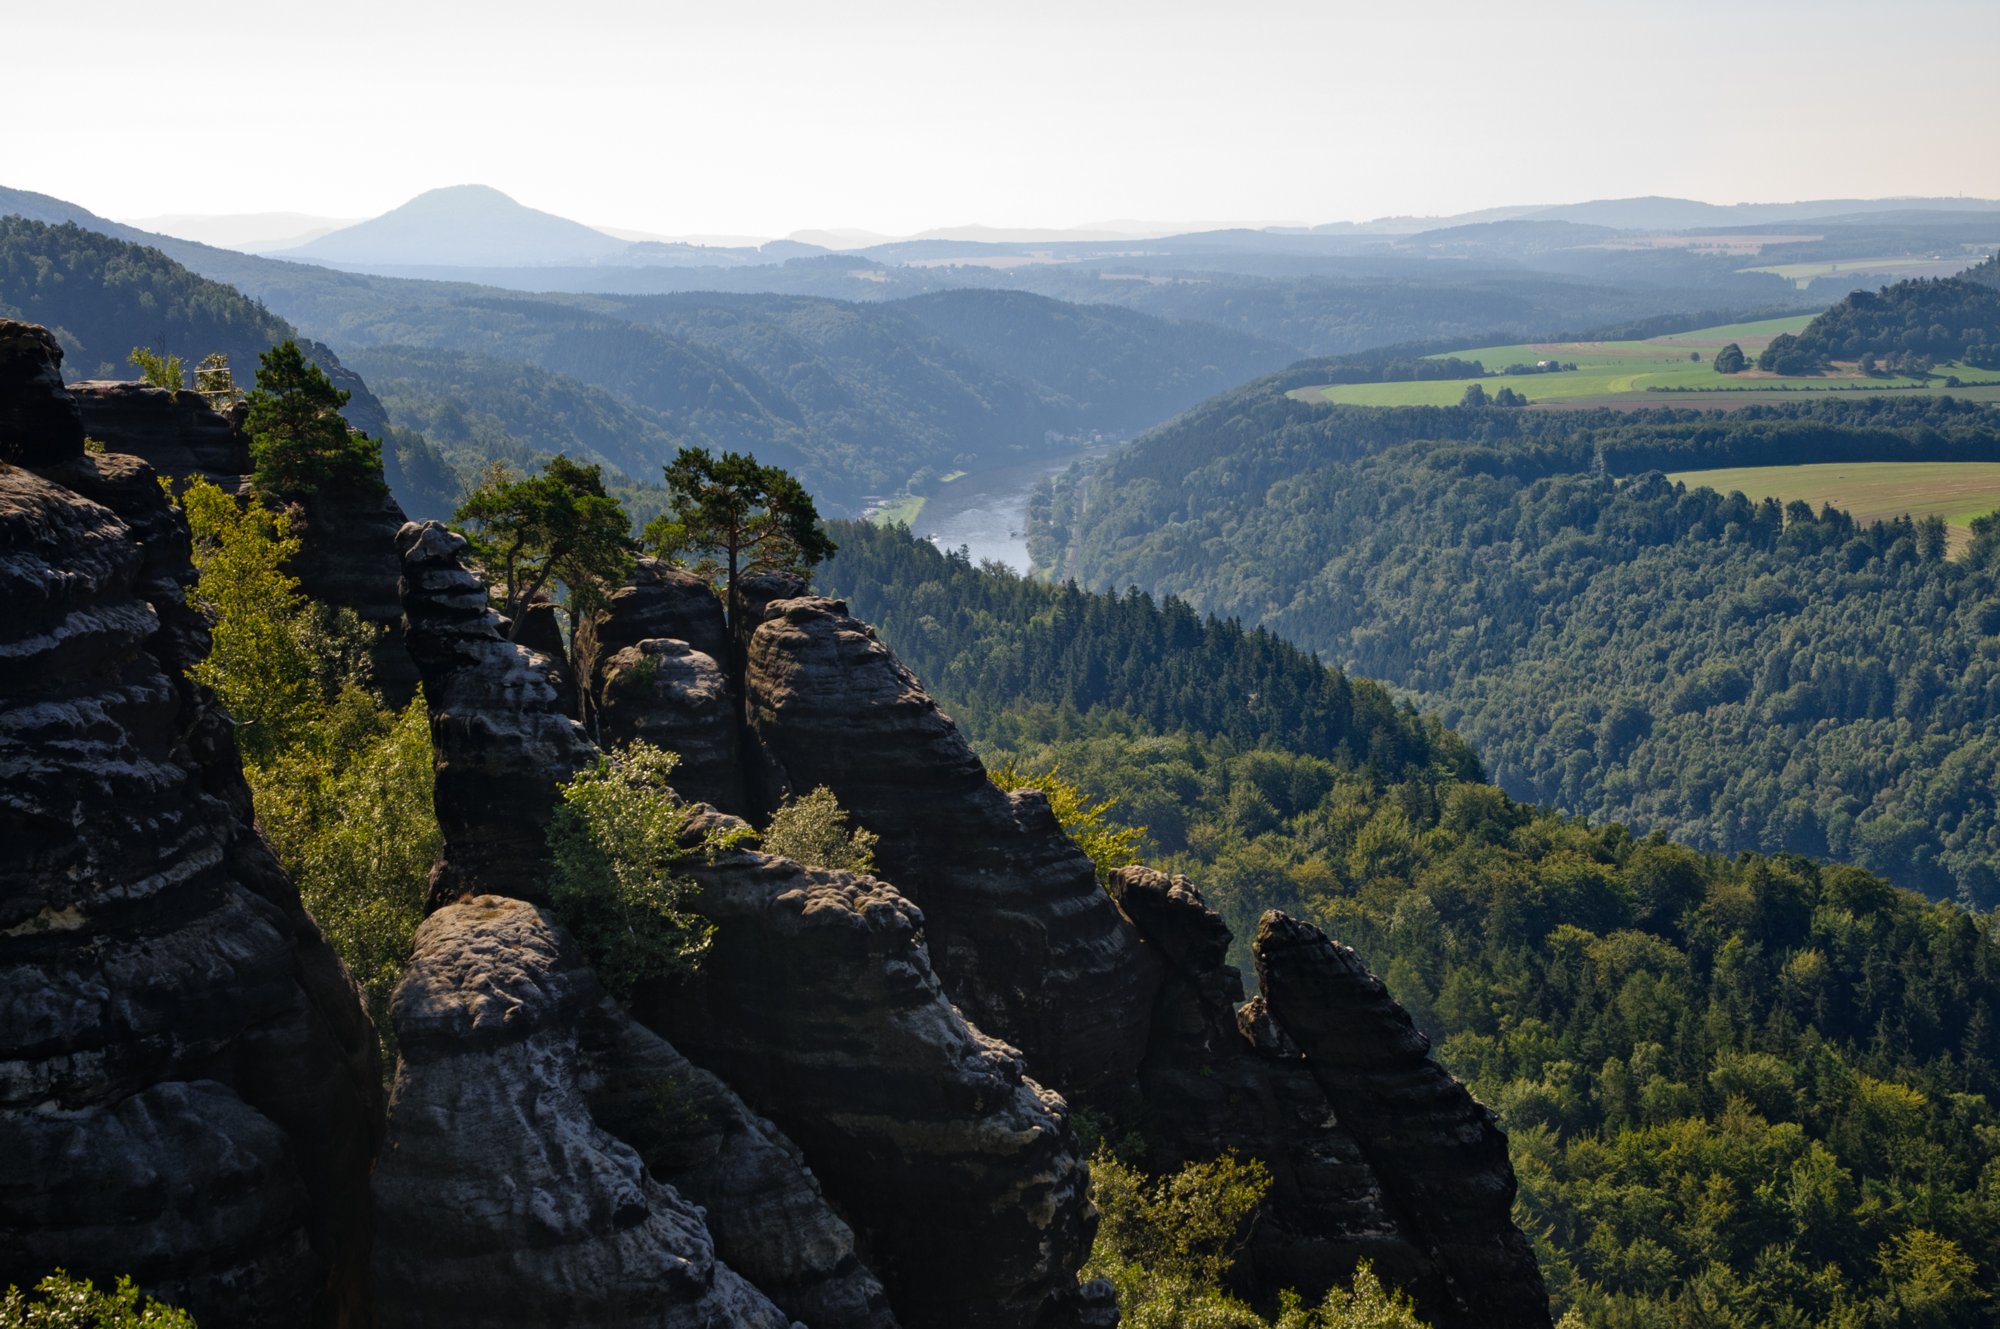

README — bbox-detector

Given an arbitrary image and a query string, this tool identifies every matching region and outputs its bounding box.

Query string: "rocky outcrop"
[582,986,898,1329]
[66,379,419,703]
[648,814,1102,1329]
[1256,912,1552,1329]
[742,595,1153,1097]
[373,896,809,1329]
[0,321,382,1327]
[1107,867,1434,1308]
[580,558,734,678]
[574,560,743,812]
[288,476,419,703]
[70,381,251,489]
[396,520,597,911]
[594,638,742,811]
[0,322,84,465]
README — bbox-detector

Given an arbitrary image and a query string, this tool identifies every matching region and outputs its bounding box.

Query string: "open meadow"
[1665,460,2000,555]
[1287,314,2000,408]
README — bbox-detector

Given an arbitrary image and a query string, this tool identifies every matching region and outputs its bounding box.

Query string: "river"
[913,444,1116,573]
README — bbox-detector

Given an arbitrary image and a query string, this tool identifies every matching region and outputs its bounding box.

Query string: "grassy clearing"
[1666,461,2000,556]
[867,493,926,528]
[1287,315,2000,408]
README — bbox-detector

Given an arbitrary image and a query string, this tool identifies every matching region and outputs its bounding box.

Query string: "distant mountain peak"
[275,184,630,269]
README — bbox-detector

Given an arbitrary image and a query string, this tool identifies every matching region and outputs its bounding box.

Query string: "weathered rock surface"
[0,322,83,465]
[396,519,597,911]
[70,381,251,489]
[743,595,1153,1097]
[648,816,1101,1329]
[595,638,742,811]
[1109,867,1427,1307]
[67,378,418,703]
[374,896,808,1329]
[0,321,382,1328]
[288,476,419,703]
[575,559,745,812]
[579,557,734,681]
[1256,912,1552,1329]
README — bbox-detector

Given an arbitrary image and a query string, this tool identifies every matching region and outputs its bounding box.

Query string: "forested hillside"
[825,523,2000,1329]
[1782,258,2000,369]
[0,217,292,378]
[1039,394,2000,909]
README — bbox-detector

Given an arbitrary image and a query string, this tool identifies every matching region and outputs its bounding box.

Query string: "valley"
[10,116,2000,1329]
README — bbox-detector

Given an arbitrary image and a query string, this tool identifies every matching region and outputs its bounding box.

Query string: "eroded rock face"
[396,520,597,911]
[288,477,419,703]
[1,320,381,1326]
[69,381,251,489]
[67,378,419,703]
[0,322,84,464]
[1109,867,1429,1308]
[646,816,1100,1329]
[579,558,733,681]
[1256,912,1552,1329]
[372,896,795,1329]
[742,595,1153,1097]
[596,639,742,811]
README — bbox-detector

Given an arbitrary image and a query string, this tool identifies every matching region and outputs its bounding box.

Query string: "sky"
[7,0,1999,238]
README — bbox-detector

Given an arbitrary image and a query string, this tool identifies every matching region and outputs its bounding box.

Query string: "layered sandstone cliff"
[0,323,382,1327]
[2,315,1551,1329]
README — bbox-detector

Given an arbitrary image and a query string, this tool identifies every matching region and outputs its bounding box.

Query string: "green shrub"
[761,785,879,873]
[991,760,1143,883]
[1085,1147,1430,1328]
[1,1271,196,1328]
[548,742,734,995]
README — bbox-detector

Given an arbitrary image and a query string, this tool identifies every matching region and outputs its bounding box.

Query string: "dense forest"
[0,217,293,379]
[1782,257,2000,369]
[1040,393,2000,909]
[824,524,2000,1329]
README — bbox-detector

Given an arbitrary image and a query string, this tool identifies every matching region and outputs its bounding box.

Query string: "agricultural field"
[1743,252,1995,288]
[1665,460,2000,556]
[1287,314,2000,409]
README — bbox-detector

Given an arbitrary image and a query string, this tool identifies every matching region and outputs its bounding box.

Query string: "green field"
[1743,254,1992,289]
[1666,461,2000,556]
[1287,315,2000,409]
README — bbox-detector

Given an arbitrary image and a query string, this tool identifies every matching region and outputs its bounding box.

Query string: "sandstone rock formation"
[649,813,1102,1329]
[1257,912,1552,1329]
[373,896,814,1329]
[575,559,745,813]
[0,321,382,1327]
[396,520,598,910]
[741,595,1153,1097]
[71,380,250,488]
[0,322,83,464]
[68,378,419,703]
[1108,867,1424,1303]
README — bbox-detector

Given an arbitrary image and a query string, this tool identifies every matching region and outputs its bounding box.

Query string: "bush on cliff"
[179,477,435,1065]
[547,742,734,995]
[761,785,879,874]
[1,1271,197,1328]
[1084,1148,1429,1328]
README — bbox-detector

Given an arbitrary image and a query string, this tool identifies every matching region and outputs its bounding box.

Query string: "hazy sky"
[9,0,1998,237]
